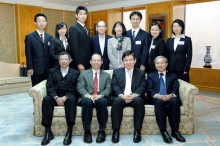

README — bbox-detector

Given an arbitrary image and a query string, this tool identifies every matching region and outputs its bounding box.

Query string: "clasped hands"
[86,94,103,103]
[55,96,68,106]
[156,94,172,101]
[120,94,136,104]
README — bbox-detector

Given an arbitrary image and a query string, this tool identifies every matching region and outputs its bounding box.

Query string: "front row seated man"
[77,53,111,143]
[111,50,146,143]
[41,51,80,145]
[146,56,186,144]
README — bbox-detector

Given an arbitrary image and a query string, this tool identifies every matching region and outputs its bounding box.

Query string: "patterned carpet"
[0,92,220,146]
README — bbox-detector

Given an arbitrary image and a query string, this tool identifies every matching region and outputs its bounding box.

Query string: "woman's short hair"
[172,19,185,35]
[111,21,127,36]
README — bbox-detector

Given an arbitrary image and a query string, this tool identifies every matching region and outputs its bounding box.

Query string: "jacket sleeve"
[25,35,33,70]
[184,37,193,72]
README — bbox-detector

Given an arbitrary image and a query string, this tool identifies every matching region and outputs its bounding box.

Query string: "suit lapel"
[131,68,137,91]
[55,68,63,85]
[134,29,142,41]
[99,70,104,91]
[175,37,184,52]
[77,22,89,37]
[88,69,94,88]
[96,36,102,55]
[121,69,126,90]
[165,73,170,92]
[65,68,73,84]
[34,31,43,44]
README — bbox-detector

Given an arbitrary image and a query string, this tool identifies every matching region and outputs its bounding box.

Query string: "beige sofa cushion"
[0,79,6,85]
[4,77,30,84]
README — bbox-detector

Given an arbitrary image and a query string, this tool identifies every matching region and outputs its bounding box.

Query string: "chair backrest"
[0,61,20,78]
[104,70,113,78]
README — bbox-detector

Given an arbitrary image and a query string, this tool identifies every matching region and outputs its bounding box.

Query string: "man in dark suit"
[90,20,111,70]
[25,13,52,86]
[41,52,80,145]
[146,56,186,144]
[126,11,149,70]
[77,53,111,143]
[69,6,91,71]
[111,50,146,143]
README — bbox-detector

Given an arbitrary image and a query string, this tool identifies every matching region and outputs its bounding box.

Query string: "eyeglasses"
[97,25,106,28]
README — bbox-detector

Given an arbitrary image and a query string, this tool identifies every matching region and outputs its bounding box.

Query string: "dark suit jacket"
[25,31,52,75]
[147,37,165,72]
[165,36,192,72]
[90,35,112,70]
[126,29,149,68]
[146,72,180,100]
[69,22,91,70]
[77,69,111,98]
[111,68,146,99]
[46,67,80,98]
[49,37,71,68]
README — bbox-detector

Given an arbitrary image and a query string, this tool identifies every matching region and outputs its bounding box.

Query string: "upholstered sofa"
[0,61,31,95]
[28,70,198,136]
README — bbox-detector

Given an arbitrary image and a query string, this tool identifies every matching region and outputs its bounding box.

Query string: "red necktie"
[92,72,98,95]
[40,34,44,43]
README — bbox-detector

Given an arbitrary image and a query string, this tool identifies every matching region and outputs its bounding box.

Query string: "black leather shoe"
[161,131,172,143]
[83,130,92,143]
[133,130,141,143]
[171,131,186,142]
[41,131,54,145]
[96,130,106,143]
[63,132,72,145]
[111,131,119,143]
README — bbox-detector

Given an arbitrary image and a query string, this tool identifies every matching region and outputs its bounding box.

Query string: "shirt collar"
[59,37,67,41]
[132,27,140,32]
[125,68,134,73]
[98,34,105,39]
[92,69,100,74]
[172,34,185,38]
[158,71,166,76]
[60,66,69,73]
[36,30,44,36]
[77,21,85,27]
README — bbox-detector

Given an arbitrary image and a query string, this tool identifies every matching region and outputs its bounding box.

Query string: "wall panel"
[16,4,41,63]
[43,8,63,36]
[64,11,76,31]
[0,3,16,63]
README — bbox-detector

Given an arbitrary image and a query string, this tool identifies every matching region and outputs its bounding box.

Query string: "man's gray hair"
[154,56,168,64]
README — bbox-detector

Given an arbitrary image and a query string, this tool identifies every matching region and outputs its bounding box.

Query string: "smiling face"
[57,25,67,37]
[150,25,161,39]
[59,54,71,69]
[155,57,168,72]
[76,10,87,24]
[35,16,47,31]
[114,24,123,36]
[90,54,103,70]
[123,54,136,70]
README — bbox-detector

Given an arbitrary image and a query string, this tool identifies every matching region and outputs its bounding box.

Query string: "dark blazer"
[146,72,180,100]
[147,37,165,73]
[69,22,91,70]
[165,36,192,72]
[90,35,112,70]
[46,67,80,98]
[126,29,149,68]
[111,68,146,99]
[25,31,52,75]
[49,37,71,68]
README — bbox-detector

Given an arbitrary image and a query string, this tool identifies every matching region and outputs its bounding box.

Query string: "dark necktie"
[92,72,98,95]
[40,34,44,43]
[159,73,166,95]
[132,31,135,40]
[83,25,88,35]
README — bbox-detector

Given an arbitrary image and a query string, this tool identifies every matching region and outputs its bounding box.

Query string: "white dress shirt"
[131,28,140,38]
[98,34,105,55]
[60,67,69,77]
[172,34,185,51]
[60,37,68,50]
[123,68,134,95]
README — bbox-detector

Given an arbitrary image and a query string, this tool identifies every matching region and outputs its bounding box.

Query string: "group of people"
[24,5,192,146]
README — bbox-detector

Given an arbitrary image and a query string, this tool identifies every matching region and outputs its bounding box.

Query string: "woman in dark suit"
[146,22,165,73]
[107,21,131,70]
[166,19,192,82]
[50,22,71,68]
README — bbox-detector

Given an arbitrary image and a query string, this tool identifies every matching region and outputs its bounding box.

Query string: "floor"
[0,91,220,146]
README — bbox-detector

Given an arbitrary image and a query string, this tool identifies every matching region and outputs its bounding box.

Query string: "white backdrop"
[185,1,220,68]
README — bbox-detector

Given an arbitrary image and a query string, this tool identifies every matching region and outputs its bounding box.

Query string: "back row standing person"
[90,20,112,70]
[166,19,192,83]
[25,13,52,87]
[69,6,91,71]
[50,22,72,68]
[107,21,131,70]
[126,11,149,71]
